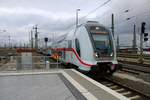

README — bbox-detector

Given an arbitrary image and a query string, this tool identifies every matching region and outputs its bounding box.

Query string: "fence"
[0,56,62,71]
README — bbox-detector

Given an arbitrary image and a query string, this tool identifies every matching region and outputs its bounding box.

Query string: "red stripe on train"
[49,48,95,67]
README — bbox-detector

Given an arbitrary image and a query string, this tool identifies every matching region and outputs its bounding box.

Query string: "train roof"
[64,21,110,41]
[84,21,104,27]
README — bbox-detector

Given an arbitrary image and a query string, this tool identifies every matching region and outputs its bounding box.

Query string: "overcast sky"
[0,0,150,47]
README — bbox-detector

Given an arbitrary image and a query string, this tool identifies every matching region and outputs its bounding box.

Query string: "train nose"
[90,62,119,75]
[91,62,111,72]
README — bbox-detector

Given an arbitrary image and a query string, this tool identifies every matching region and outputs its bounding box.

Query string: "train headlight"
[110,52,113,57]
[94,52,99,58]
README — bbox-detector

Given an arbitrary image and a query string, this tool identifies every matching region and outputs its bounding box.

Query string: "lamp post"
[76,9,80,28]
[126,16,138,51]
[111,13,114,37]
[33,25,39,49]
[125,9,138,50]
[8,35,11,48]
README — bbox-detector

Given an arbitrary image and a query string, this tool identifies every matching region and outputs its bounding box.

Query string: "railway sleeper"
[129,95,141,100]
[114,88,125,92]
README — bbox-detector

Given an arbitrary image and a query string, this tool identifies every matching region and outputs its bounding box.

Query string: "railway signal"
[144,33,148,41]
[44,37,48,49]
[141,22,148,42]
[44,37,48,42]
[141,22,146,33]
[139,22,148,63]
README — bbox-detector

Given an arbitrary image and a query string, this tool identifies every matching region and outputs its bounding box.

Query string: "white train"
[49,21,118,74]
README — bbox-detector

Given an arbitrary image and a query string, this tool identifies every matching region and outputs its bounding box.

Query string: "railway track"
[117,53,150,60]
[87,63,150,100]
[119,62,150,74]
[117,53,150,64]
[98,77,150,100]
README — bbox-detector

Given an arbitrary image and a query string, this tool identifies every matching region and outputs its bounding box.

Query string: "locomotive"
[49,21,118,74]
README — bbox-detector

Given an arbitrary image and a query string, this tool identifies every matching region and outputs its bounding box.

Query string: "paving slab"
[0,69,129,100]
[0,73,77,100]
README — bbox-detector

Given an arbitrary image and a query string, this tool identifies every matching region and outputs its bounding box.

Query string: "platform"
[0,69,129,100]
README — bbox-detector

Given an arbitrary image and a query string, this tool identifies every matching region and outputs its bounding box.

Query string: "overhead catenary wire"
[115,9,150,27]
[80,0,150,29]
[66,0,112,30]
[79,0,111,20]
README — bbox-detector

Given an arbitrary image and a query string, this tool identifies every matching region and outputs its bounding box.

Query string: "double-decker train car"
[49,21,118,74]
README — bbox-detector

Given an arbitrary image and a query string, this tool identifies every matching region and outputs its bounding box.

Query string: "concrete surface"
[65,69,129,100]
[0,69,129,100]
[0,74,76,100]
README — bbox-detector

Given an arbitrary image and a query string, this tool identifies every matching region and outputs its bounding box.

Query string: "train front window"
[90,26,113,55]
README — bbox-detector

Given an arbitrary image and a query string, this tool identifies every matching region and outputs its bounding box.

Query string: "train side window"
[68,40,72,48]
[75,39,81,57]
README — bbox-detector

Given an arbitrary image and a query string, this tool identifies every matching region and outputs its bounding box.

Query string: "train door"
[68,40,72,63]
[74,38,81,66]
[75,39,81,57]
[62,42,67,63]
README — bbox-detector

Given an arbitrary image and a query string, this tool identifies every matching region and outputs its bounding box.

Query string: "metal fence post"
[57,59,58,68]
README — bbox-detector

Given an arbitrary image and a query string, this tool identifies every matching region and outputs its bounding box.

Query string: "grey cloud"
[0,0,150,47]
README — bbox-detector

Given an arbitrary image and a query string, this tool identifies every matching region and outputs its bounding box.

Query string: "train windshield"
[90,26,113,55]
